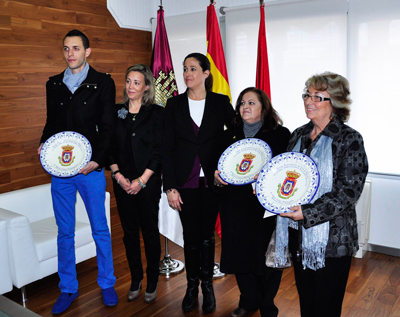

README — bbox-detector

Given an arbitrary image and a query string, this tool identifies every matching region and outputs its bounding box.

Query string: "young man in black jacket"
[38,29,118,314]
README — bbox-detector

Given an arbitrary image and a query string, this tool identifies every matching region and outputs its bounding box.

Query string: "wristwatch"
[111,170,120,179]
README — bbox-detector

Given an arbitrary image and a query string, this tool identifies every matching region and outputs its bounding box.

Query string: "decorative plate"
[255,152,320,214]
[40,131,92,178]
[218,138,273,185]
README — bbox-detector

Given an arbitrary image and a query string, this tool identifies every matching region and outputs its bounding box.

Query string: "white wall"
[347,0,400,175]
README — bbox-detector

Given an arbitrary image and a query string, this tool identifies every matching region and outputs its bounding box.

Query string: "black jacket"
[162,90,235,190]
[109,103,165,176]
[40,66,116,167]
[217,123,291,274]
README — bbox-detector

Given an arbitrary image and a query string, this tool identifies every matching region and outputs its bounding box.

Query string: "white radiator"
[354,178,372,258]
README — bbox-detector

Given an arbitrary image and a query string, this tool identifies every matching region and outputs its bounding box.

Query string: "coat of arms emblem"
[59,144,75,166]
[236,153,256,175]
[277,170,300,199]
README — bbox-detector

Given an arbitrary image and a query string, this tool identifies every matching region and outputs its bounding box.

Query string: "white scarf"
[275,135,333,270]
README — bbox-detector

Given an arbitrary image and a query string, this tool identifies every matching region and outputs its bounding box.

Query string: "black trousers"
[236,269,282,317]
[289,228,352,317]
[113,175,162,284]
[178,181,219,243]
[178,180,219,282]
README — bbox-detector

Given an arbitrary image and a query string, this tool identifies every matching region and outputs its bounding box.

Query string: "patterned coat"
[288,117,368,257]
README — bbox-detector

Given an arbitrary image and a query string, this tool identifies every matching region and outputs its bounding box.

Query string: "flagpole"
[159,236,184,277]
[207,1,231,279]
[256,0,271,98]
[151,3,183,276]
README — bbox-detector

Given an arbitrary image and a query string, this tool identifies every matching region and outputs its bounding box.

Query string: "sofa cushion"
[30,217,94,262]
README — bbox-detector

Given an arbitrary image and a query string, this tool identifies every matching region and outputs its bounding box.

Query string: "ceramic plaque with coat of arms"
[218,138,272,185]
[255,152,320,214]
[40,131,92,177]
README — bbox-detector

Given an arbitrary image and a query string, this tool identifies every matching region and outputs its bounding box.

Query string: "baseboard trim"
[368,244,400,257]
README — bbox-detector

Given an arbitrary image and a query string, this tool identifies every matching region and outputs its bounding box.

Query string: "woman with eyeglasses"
[276,72,368,317]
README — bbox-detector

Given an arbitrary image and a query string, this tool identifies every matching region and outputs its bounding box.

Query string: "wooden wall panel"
[0,0,152,194]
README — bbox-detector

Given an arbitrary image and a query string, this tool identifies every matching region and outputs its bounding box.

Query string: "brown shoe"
[231,307,248,317]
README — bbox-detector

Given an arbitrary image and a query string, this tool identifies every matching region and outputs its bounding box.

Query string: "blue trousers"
[51,170,116,293]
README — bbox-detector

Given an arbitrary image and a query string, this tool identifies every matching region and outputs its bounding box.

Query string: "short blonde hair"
[305,72,352,122]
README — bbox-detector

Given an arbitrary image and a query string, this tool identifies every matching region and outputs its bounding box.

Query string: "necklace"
[130,112,138,121]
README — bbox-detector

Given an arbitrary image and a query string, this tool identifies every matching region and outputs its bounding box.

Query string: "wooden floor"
[4,210,400,317]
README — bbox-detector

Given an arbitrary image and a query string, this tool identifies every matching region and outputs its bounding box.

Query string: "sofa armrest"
[0,219,12,294]
[0,208,41,288]
[0,184,54,223]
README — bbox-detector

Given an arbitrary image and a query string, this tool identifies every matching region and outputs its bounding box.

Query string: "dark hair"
[63,29,90,49]
[305,72,351,122]
[233,87,283,131]
[183,52,213,91]
[122,64,155,106]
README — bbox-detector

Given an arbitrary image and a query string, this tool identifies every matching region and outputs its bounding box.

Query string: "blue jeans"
[51,170,116,293]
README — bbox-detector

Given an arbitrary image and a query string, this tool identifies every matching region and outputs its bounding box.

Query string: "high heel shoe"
[127,280,142,301]
[144,283,158,303]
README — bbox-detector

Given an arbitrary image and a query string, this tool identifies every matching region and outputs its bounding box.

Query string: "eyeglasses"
[302,94,331,102]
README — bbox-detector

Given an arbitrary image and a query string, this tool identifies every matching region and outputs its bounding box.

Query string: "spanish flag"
[256,1,271,99]
[207,2,231,239]
[206,2,232,102]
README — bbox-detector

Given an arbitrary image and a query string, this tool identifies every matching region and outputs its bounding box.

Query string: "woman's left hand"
[127,180,142,195]
[280,205,304,221]
[214,170,228,186]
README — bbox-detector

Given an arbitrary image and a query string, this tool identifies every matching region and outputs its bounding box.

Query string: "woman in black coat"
[162,53,235,313]
[214,87,290,317]
[109,64,164,304]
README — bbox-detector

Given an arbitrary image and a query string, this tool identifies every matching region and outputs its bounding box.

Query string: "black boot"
[201,280,216,313]
[182,238,200,312]
[182,276,199,312]
[200,237,216,313]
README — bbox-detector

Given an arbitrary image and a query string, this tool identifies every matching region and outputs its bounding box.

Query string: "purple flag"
[150,6,178,107]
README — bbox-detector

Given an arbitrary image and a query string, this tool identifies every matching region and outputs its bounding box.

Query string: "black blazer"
[109,103,165,177]
[162,90,235,190]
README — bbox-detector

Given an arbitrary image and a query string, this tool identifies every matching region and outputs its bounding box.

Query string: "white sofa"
[0,219,13,294]
[0,183,111,303]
